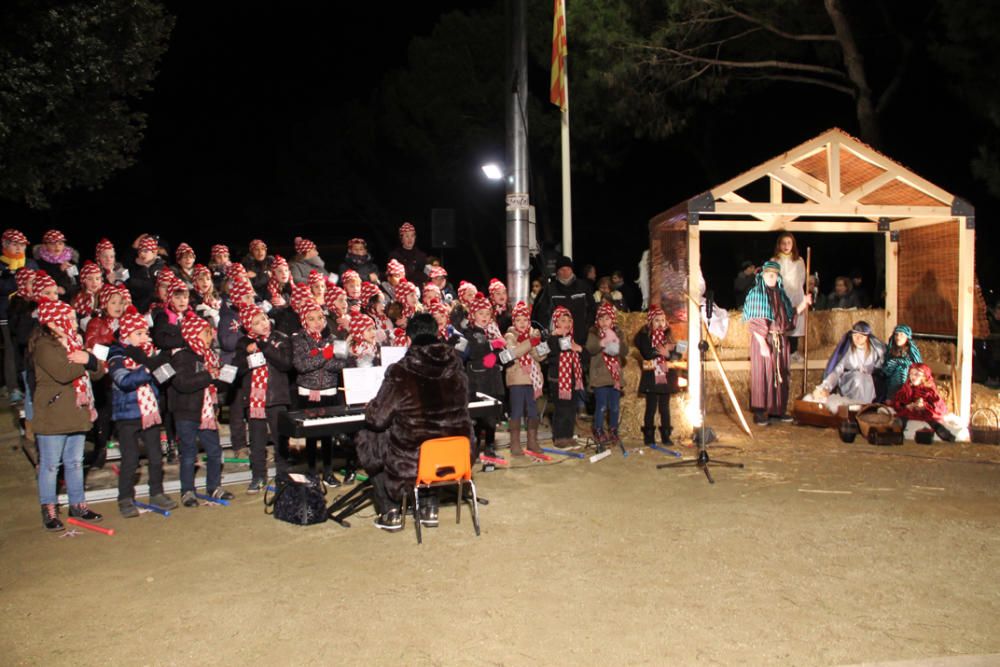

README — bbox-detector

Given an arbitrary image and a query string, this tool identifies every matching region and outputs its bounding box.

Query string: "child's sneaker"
[118,499,139,518]
[181,491,200,507]
[69,504,103,522]
[148,493,178,511]
[211,487,235,501]
[246,478,265,495]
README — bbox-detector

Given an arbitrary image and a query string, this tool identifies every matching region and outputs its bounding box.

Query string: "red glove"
[530,336,541,347]
[482,353,497,369]
[309,348,319,357]
[490,339,506,350]
[322,345,334,360]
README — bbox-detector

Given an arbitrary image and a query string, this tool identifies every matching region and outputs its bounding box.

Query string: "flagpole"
[561,85,572,258]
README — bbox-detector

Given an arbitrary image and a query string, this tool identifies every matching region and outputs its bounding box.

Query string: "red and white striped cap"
[138,235,159,253]
[294,237,316,255]
[211,244,229,257]
[95,238,114,255]
[428,266,447,279]
[340,269,360,285]
[386,259,405,278]
[399,222,416,237]
[249,239,267,253]
[31,271,57,298]
[37,297,75,330]
[42,230,66,244]
[175,243,195,260]
[79,261,102,282]
[118,309,149,341]
[2,229,29,246]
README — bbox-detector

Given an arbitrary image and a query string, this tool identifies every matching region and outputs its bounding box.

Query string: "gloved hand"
[530,336,541,347]
[482,353,497,369]
[166,309,179,326]
[322,344,334,360]
[125,346,151,365]
[490,338,506,350]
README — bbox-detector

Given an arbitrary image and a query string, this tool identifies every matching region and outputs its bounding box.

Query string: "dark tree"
[0,0,174,208]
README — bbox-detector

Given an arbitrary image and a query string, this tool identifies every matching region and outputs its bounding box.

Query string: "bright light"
[481,163,503,180]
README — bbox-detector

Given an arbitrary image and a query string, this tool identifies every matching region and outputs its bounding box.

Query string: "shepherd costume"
[742,261,797,423]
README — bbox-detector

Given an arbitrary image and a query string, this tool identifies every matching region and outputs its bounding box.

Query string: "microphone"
[704,290,714,326]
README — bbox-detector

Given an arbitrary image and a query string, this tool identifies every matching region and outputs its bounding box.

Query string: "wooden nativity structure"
[649,127,986,421]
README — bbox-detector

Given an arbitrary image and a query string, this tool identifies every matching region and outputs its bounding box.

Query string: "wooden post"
[884,230,898,338]
[687,223,702,424]
[956,218,975,420]
[802,247,811,396]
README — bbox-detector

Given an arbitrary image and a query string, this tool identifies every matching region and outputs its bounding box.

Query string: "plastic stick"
[111,464,121,476]
[194,492,229,506]
[524,449,553,462]
[337,469,369,482]
[649,443,682,457]
[478,454,509,466]
[541,447,585,459]
[202,456,249,464]
[133,500,170,517]
[65,518,115,535]
[589,450,612,463]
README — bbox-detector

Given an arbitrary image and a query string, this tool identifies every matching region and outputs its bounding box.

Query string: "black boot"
[658,427,674,447]
[931,421,955,442]
[41,504,64,532]
[642,427,656,447]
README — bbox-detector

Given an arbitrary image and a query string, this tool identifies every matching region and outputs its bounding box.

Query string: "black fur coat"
[356,342,473,502]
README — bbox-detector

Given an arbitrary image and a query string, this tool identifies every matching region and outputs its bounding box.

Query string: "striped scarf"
[123,342,163,429]
[742,273,793,322]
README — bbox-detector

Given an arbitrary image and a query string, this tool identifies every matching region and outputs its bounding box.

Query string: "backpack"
[264,475,328,525]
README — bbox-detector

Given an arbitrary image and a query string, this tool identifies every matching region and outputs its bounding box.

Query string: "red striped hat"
[308,270,326,290]
[98,283,122,312]
[399,222,415,237]
[647,304,666,326]
[211,244,229,257]
[347,237,366,248]
[175,242,195,260]
[324,284,346,312]
[118,309,148,341]
[349,310,375,340]
[42,229,65,244]
[386,259,405,278]
[226,262,248,283]
[32,270,57,298]
[470,292,492,315]
[422,284,441,303]
[2,229,28,246]
[512,301,531,320]
[289,282,312,314]
[340,269,360,285]
[551,305,573,330]
[180,311,211,348]
[138,235,159,253]
[192,264,211,281]
[294,237,316,255]
[428,299,449,318]
[168,277,189,294]
[249,239,267,253]
[428,266,447,279]
[228,278,254,304]
[156,267,176,289]
[79,261,102,282]
[359,281,380,305]
[394,279,417,301]
[271,254,288,271]
[95,238,114,255]
[488,278,506,297]
[596,302,617,321]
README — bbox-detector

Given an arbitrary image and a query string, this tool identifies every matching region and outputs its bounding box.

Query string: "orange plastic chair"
[400,436,480,544]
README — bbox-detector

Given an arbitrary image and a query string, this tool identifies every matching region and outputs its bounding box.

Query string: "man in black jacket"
[387,222,428,287]
[532,256,595,346]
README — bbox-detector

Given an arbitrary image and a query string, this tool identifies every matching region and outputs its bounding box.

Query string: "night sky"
[4,1,997,309]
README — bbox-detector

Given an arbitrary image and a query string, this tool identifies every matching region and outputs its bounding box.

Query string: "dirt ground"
[2,406,1000,666]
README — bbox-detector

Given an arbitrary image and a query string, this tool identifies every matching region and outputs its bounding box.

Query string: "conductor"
[356,313,473,532]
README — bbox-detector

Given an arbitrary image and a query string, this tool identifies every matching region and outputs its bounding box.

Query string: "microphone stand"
[658,291,744,484]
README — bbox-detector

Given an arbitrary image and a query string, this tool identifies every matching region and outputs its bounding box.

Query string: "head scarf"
[180,314,219,429]
[823,320,886,379]
[742,262,794,323]
[551,305,583,400]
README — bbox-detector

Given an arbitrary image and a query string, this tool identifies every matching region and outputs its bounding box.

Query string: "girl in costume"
[811,321,886,412]
[883,324,921,401]
[772,232,806,360]
[634,305,678,447]
[888,362,954,441]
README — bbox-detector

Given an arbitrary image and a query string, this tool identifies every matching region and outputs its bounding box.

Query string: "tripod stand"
[658,294,744,484]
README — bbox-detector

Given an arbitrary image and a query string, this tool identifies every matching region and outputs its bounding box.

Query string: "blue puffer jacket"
[108,343,162,422]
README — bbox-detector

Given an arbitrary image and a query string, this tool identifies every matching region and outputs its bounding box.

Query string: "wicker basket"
[856,404,903,446]
[969,408,1000,445]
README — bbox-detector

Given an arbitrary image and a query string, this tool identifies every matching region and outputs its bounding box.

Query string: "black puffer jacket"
[166,348,220,423]
[463,324,504,399]
[337,252,380,283]
[291,330,353,390]
[127,257,166,314]
[356,342,473,502]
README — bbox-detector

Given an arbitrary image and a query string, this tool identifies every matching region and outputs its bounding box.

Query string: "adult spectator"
[387,222,428,287]
[0,229,37,402]
[126,235,167,313]
[610,270,639,312]
[289,237,331,285]
[337,237,380,285]
[850,269,872,308]
[33,229,79,298]
[533,256,595,345]
[827,276,862,309]
[242,239,275,299]
[733,260,756,306]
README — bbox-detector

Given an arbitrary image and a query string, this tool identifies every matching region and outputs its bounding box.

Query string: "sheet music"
[342,366,385,406]
[380,345,407,368]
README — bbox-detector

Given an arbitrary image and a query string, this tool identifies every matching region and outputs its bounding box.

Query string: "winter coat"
[462,324,505,399]
[241,255,275,299]
[217,301,243,364]
[356,342,472,502]
[8,297,35,374]
[634,327,678,394]
[504,327,546,387]
[107,343,166,422]
[291,331,353,391]
[166,347,219,423]
[152,308,195,352]
[33,245,80,298]
[31,333,105,435]
[84,315,118,350]
[127,257,166,313]
[0,257,38,320]
[232,331,293,408]
[585,326,629,389]
[338,253,380,284]
[387,245,428,287]
[889,382,947,421]
[289,255,329,285]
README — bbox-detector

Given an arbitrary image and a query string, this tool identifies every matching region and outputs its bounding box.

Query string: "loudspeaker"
[431,208,456,248]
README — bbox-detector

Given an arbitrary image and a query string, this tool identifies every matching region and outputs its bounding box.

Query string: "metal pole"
[505,0,530,303]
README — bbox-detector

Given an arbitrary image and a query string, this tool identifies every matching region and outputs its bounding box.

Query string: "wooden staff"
[685,292,754,438]
[802,247,812,396]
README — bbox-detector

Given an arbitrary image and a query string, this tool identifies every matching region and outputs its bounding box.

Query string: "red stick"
[65,518,115,536]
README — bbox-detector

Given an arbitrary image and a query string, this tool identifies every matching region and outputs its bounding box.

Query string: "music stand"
[658,291,744,484]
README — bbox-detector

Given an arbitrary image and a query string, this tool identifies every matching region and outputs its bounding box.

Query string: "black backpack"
[264,476,328,525]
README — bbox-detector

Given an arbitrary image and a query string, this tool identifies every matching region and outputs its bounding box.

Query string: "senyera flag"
[550,0,567,111]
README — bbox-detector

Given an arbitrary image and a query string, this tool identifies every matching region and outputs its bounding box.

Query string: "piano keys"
[277,392,505,439]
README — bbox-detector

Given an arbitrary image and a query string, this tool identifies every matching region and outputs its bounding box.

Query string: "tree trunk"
[824,0,881,146]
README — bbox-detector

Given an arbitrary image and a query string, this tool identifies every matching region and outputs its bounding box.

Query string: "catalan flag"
[550,0,567,111]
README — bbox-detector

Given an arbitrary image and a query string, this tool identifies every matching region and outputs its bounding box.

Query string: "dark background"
[2,1,996,310]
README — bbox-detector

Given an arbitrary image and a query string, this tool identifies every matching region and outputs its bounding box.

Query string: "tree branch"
[720,4,838,42]
[628,42,849,79]
[746,73,856,97]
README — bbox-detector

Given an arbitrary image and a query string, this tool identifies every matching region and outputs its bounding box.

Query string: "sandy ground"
[2,408,1000,666]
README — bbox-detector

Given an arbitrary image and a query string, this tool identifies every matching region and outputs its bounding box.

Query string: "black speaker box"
[431,208,456,248]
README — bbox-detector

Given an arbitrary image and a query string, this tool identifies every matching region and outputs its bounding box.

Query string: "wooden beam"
[687,225,702,425]
[837,134,957,206]
[884,232,898,337]
[773,166,833,204]
[841,169,899,203]
[712,202,953,218]
[956,220,975,420]
[710,131,838,202]
[889,217,957,232]
[827,140,841,199]
[770,176,782,205]
[698,220,880,233]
